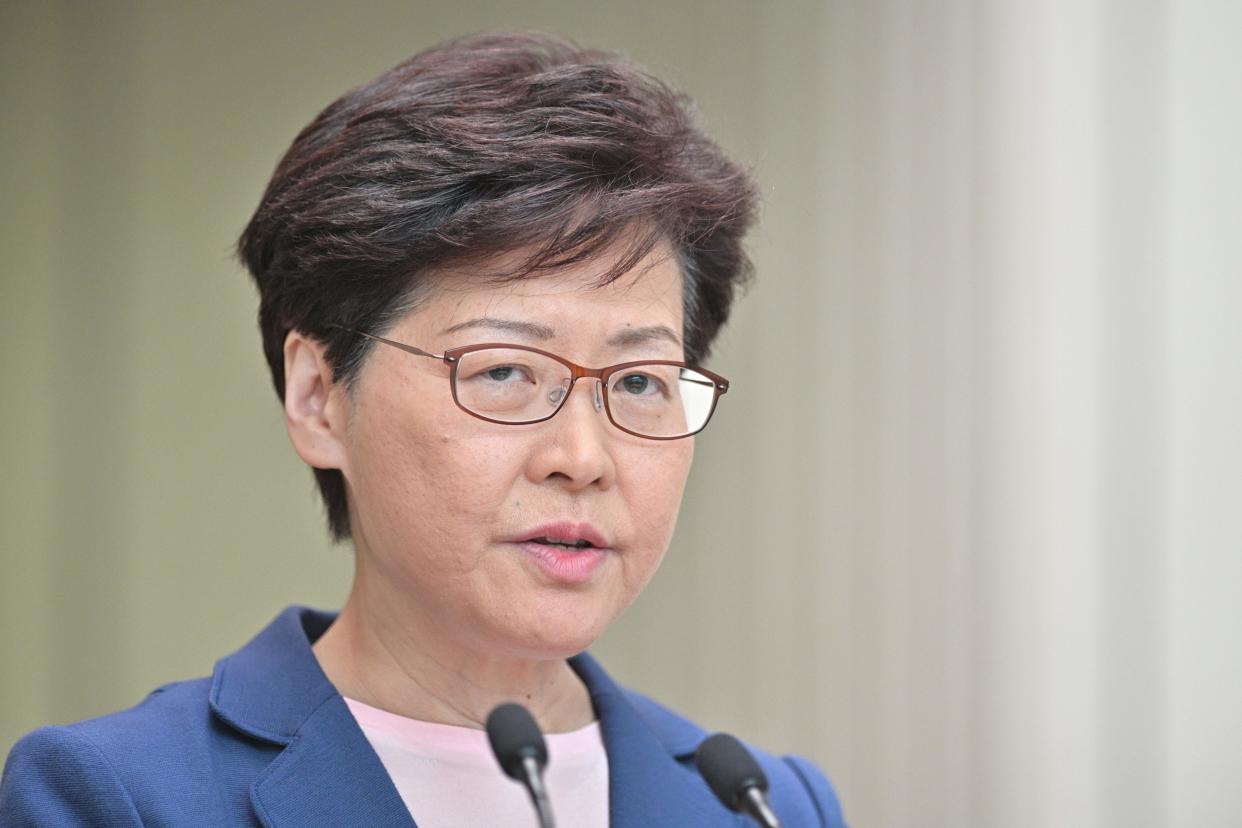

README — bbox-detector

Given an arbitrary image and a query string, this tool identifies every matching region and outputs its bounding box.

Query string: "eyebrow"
[440,316,683,350]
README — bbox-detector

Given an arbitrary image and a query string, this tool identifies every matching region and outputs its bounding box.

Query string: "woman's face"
[335,243,694,660]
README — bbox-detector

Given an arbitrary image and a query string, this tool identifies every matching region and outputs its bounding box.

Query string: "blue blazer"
[1,606,847,827]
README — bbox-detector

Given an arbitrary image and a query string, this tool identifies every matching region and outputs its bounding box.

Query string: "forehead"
[407,241,685,336]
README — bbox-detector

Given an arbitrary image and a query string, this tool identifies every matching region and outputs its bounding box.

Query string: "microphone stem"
[520,754,556,828]
[741,785,783,828]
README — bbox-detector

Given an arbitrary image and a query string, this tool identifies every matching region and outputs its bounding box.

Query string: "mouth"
[508,521,611,551]
[526,537,595,551]
[506,522,612,583]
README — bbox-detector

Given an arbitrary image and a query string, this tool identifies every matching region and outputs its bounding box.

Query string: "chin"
[498,602,615,661]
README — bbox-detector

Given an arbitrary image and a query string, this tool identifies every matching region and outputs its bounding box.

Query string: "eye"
[460,363,535,384]
[614,372,664,397]
[484,365,526,383]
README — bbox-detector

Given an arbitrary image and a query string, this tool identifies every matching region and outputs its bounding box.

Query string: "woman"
[0,31,847,827]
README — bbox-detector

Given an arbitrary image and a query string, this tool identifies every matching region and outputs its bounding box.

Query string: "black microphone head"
[695,732,770,811]
[486,702,548,781]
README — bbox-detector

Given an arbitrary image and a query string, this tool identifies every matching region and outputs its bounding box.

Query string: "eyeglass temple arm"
[332,326,443,361]
[683,376,728,393]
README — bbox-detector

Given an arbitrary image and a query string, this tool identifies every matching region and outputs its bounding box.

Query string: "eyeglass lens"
[453,347,716,438]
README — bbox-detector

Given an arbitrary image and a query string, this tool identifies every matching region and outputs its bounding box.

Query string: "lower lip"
[509,541,608,584]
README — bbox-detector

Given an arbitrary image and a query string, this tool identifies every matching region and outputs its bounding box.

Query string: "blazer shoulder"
[0,725,144,826]
[0,676,257,826]
[617,687,848,828]
[48,676,217,763]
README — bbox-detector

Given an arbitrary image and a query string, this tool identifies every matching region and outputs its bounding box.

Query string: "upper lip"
[507,521,611,549]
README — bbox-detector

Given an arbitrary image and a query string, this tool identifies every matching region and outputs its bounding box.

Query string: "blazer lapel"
[571,653,749,828]
[209,606,415,828]
[248,694,416,828]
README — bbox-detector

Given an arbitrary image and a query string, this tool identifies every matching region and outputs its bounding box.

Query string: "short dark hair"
[236,30,759,541]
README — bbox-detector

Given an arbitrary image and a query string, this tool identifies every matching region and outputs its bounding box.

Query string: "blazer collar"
[210,605,414,827]
[210,605,743,827]
[209,604,338,745]
[570,651,748,826]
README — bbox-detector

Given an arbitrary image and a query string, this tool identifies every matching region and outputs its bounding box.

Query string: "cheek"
[346,402,521,560]
[624,442,694,554]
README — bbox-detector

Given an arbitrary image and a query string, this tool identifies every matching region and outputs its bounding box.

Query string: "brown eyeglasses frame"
[331,325,729,441]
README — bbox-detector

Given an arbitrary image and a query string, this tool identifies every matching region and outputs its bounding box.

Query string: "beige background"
[3,2,1240,826]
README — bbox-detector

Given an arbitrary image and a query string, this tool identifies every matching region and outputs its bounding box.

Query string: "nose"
[525,377,616,491]
[548,377,603,412]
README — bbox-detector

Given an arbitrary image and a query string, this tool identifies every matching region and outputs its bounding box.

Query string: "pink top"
[344,696,609,828]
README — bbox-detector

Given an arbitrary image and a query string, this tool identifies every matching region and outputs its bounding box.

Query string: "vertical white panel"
[968,1,1144,824]
[1168,1,1242,825]
[1096,2,1170,826]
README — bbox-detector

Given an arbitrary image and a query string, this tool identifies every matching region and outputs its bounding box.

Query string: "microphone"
[486,702,556,828]
[695,732,784,828]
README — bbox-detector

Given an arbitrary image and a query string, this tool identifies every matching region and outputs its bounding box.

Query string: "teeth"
[532,537,590,549]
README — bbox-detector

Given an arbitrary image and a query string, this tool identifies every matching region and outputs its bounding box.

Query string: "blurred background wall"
[2,1,1239,826]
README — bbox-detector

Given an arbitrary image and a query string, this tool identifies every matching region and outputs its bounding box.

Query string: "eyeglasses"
[332,326,729,440]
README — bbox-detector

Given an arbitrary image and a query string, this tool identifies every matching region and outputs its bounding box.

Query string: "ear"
[283,330,350,472]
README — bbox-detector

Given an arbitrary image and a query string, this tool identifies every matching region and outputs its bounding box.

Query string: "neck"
[311,578,596,734]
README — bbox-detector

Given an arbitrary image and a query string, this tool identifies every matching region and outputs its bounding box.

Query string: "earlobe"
[282,331,348,471]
